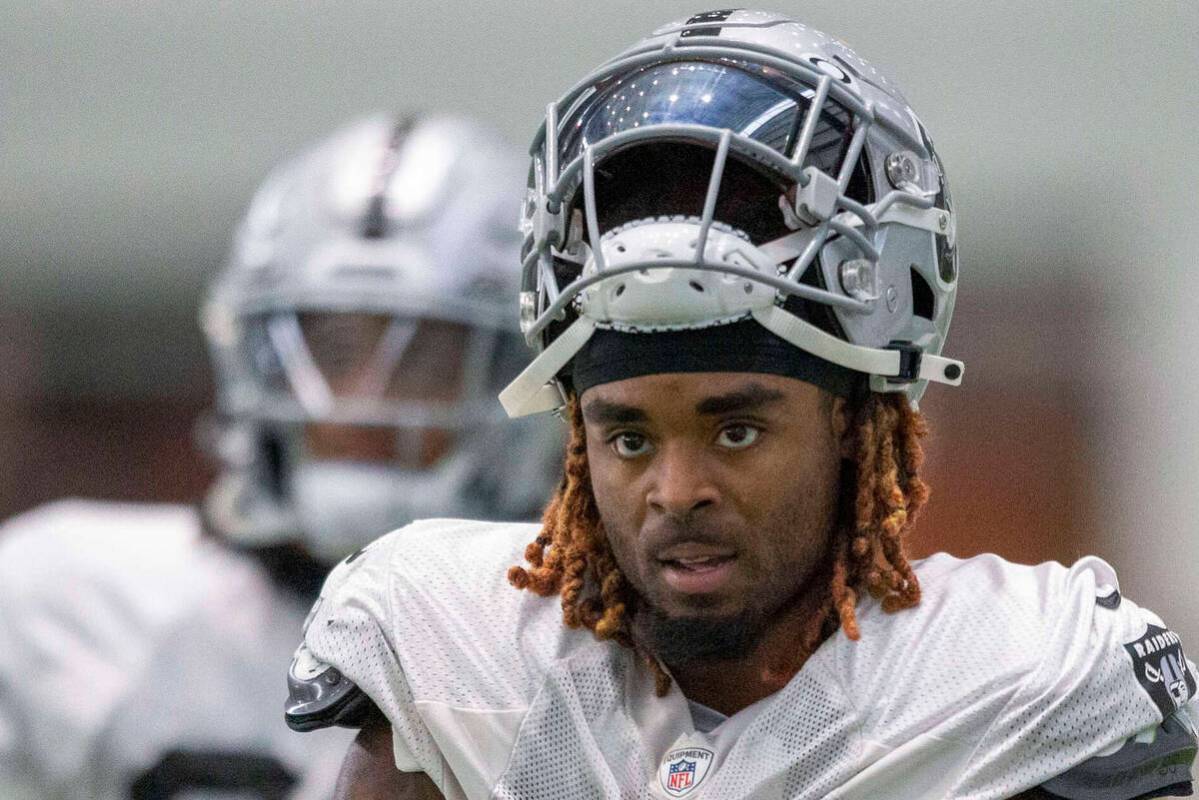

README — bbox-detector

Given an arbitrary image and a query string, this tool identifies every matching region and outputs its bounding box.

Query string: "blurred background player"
[0,114,560,799]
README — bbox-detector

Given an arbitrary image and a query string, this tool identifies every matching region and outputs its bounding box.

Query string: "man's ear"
[830,395,854,460]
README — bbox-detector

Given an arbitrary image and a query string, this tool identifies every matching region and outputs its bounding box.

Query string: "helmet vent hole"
[689,280,705,293]
[614,283,626,298]
[910,266,934,320]
[615,243,627,253]
[937,237,957,283]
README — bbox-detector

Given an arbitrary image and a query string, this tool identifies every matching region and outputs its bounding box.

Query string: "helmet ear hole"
[910,267,935,320]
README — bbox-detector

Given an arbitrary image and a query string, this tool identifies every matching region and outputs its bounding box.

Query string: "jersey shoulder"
[851,552,1153,665]
[0,498,208,643]
[0,497,201,564]
[839,552,1130,699]
[913,552,1193,715]
[293,518,602,795]
[303,517,595,709]
[832,551,1196,799]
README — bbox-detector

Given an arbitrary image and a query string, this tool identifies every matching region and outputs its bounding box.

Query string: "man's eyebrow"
[582,398,648,425]
[694,384,786,416]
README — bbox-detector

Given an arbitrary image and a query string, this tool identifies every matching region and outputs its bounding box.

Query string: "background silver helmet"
[203,114,562,563]
[501,9,962,417]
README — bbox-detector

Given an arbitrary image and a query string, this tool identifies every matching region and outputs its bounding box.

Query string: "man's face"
[582,372,848,662]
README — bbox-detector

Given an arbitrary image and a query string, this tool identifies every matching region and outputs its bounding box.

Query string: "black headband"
[568,318,862,398]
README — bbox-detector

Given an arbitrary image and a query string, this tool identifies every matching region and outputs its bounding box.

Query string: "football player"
[287,12,1198,800]
[0,114,560,799]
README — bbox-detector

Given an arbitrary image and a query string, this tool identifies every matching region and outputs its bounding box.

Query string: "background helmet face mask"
[501,10,963,418]
[237,311,495,435]
[203,115,562,562]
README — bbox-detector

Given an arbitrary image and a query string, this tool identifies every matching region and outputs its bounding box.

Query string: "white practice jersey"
[297,518,1198,800]
[0,499,355,800]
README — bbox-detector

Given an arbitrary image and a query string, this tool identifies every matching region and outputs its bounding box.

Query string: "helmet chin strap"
[499,317,595,417]
[498,303,964,419]
[752,306,964,389]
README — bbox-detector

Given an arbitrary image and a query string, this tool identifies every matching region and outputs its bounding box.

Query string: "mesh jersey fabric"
[0,499,353,800]
[300,518,1198,800]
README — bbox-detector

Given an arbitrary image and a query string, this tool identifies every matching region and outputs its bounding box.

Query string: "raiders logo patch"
[1124,623,1197,718]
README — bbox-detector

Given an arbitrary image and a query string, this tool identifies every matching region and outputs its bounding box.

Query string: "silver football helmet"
[501,9,962,417]
[203,115,561,563]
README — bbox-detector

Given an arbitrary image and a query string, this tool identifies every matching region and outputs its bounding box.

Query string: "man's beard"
[638,603,772,666]
[632,554,833,667]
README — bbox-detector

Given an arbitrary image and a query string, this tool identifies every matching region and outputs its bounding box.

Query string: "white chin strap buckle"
[871,341,965,390]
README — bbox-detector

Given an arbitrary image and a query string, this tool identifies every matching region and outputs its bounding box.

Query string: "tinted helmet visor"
[559,60,857,181]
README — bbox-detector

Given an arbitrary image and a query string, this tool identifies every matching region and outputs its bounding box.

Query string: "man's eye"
[716,424,760,450]
[611,432,653,458]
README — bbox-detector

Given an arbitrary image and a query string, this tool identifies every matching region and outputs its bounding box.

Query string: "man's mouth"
[656,544,738,594]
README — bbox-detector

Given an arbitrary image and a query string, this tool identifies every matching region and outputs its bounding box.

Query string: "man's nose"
[645,442,719,519]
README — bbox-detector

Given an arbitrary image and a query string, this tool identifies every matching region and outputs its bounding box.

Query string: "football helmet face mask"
[501,9,962,417]
[203,115,561,563]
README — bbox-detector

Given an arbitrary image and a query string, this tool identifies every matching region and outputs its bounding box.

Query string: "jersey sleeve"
[291,531,444,782]
[949,556,1198,799]
[1039,706,1196,800]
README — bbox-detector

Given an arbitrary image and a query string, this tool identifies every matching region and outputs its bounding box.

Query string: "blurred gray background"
[2,2,1196,645]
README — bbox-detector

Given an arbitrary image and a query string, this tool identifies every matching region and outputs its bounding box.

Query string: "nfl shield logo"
[668,760,695,791]
[658,747,714,797]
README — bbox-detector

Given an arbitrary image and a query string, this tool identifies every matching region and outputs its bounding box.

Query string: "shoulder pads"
[1040,711,1197,800]
[284,642,376,732]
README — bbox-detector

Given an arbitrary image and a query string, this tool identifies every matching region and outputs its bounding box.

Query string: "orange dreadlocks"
[508,391,930,695]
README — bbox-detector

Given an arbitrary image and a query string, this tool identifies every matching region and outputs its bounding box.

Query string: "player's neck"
[663,593,829,717]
